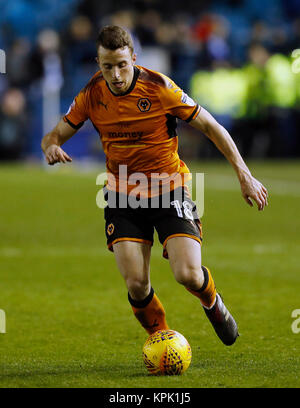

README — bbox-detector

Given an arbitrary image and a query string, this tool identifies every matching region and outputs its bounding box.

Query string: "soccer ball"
[142,329,192,375]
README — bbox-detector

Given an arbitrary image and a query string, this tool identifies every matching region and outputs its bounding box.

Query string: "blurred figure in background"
[6,38,32,89]
[0,88,27,160]
[32,29,64,137]
[28,28,63,89]
[233,43,271,158]
[63,14,96,93]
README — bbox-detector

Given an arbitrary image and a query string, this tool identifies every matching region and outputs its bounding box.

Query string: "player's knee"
[126,277,151,300]
[174,264,204,290]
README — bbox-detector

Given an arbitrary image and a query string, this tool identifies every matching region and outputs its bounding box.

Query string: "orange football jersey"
[63,65,201,196]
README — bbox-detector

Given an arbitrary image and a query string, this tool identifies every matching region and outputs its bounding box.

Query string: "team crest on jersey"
[107,223,115,236]
[137,98,151,112]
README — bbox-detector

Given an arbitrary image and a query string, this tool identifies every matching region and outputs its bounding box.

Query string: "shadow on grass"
[0,362,150,382]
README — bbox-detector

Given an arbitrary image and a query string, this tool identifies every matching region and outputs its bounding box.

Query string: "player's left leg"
[166,236,239,346]
[166,237,216,308]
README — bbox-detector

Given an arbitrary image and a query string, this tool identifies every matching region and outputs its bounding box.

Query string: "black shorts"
[104,187,203,259]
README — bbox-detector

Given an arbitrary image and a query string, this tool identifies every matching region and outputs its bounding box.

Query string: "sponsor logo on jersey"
[117,122,131,128]
[108,131,143,139]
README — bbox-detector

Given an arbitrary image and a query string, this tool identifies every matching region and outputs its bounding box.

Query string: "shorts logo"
[137,98,151,112]
[107,223,115,236]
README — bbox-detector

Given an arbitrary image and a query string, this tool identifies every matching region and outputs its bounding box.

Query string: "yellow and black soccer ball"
[142,329,192,375]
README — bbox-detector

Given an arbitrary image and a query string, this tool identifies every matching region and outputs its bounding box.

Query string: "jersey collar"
[105,66,140,97]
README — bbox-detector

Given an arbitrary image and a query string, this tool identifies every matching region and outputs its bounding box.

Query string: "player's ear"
[132,53,137,64]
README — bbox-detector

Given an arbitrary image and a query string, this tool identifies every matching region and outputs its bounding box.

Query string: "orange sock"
[128,287,169,335]
[186,266,217,309]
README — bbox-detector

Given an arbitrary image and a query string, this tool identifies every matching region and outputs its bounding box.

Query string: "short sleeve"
[159,75,201,122]
[63,90,88,129]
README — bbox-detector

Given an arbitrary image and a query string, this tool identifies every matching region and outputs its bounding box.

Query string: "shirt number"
[171,200,193,220]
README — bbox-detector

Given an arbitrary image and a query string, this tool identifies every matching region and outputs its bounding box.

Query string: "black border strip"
[64,116,84,130]
[185,104,201,123]
[128,287,154,308]
[196,265,209,293]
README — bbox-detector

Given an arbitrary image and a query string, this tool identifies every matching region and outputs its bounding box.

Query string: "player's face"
[97,46,137,95]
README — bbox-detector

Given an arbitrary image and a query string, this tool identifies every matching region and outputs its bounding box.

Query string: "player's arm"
[189,107,268,211]
[41,118,76,165]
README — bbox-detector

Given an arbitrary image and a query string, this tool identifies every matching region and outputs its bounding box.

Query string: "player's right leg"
[103,194,168,335]
[112,241,169,335]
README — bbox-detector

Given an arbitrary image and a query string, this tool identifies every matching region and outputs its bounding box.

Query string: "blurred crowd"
[0,0,300,161]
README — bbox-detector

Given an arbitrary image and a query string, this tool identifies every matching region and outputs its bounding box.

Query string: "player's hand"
[45,144,72,165]
[240,174,268,211]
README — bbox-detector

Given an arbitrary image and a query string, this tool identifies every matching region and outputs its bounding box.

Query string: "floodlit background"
[0,0,300,388]
[0,0,300,161]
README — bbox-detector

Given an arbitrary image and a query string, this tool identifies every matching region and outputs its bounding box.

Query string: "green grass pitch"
[0,160,299,388]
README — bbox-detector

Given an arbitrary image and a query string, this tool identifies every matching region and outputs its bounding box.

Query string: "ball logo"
[137,98,151,112]
[107,223,115,236]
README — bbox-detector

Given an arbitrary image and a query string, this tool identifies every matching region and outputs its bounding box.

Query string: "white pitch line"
[0,243,289,258]
[205,174,300,197]
[0,248,22,257]
[0,246,164,258]
[252,244,284,254]
[0,247,108,258]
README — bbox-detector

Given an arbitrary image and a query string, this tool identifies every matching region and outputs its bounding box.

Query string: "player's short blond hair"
[96,25,134,55]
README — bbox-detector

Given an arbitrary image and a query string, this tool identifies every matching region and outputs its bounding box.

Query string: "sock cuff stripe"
[197,266,210,293]
[128,287,154,308]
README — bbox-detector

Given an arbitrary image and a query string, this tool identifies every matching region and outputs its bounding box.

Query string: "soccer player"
[41,25,268,346]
